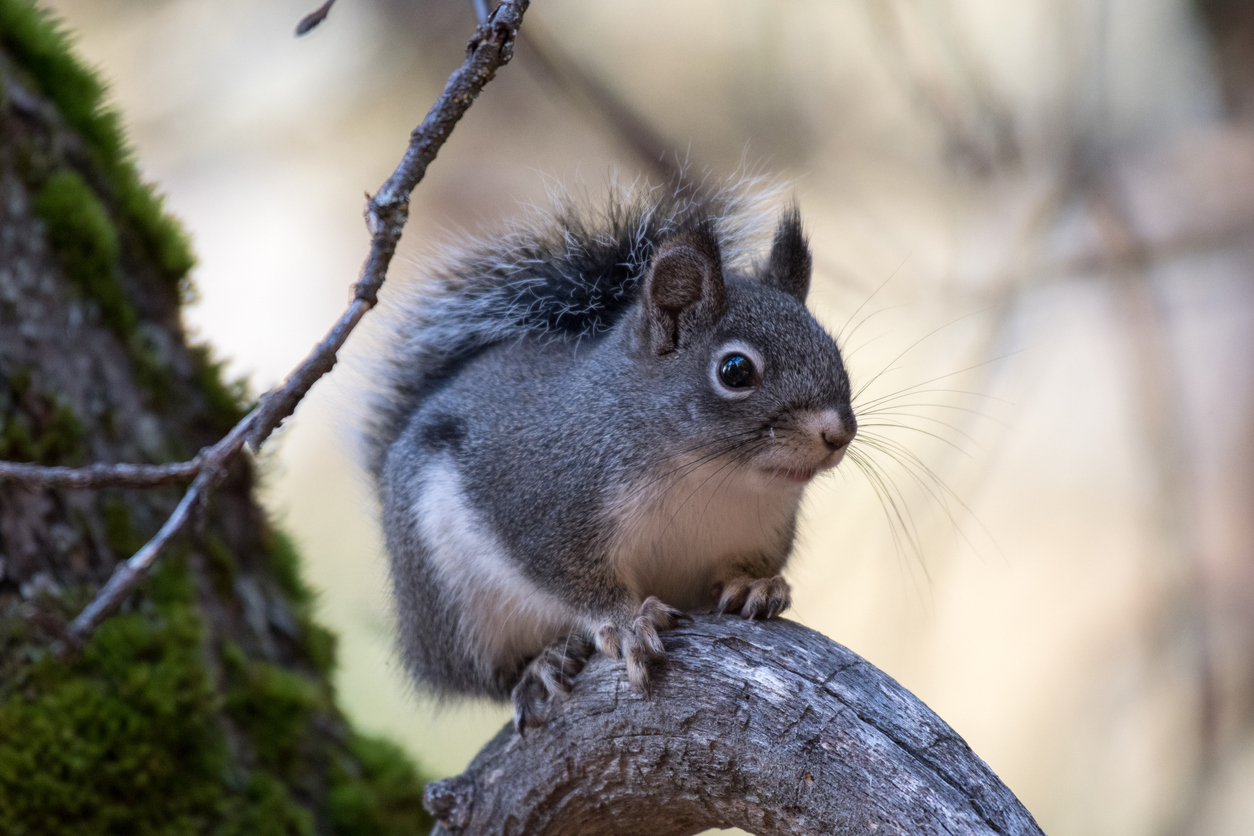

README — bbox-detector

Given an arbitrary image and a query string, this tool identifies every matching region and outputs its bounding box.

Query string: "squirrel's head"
[631,208,857,488]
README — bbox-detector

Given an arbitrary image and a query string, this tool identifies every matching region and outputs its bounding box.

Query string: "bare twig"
[0,458,201,489]
[424,614,1047,835]
[54,0,531,645]
[296,0,337,36]
[68,413,255,639]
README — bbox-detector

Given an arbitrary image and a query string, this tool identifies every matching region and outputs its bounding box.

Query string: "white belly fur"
[414,458,579,675]
[609,455,804,610]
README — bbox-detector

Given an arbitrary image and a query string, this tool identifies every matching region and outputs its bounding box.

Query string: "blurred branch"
[0,0,532,647]
[296,0,337,36]
[1197,0,1254,119]
[1087,176,1221,836]
[423,615,1047,836]
[517,23,687,186]
[865,0,1017,174]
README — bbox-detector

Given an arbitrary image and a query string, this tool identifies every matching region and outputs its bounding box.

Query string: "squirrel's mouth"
[764,466,817,484]
[759,446,847,484]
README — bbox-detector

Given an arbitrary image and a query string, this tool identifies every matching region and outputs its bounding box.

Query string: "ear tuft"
[764,205,812,302]
[641,221,726,354]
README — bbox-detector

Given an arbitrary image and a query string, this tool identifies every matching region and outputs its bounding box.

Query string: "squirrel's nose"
[820,414,857,452]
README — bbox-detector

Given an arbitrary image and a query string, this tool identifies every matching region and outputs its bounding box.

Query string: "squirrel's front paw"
[594,596,687,696]
[511,633,594,734]
[714,575,791,620]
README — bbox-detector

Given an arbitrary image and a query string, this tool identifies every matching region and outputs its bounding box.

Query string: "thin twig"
[0,458,201,489]
[247,0,527,447]
[296,0,337,37]
[59,0,531,645]
[68,412,255,638]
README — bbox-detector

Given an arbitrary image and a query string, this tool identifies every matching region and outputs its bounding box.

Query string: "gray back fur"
[357,179,777,481]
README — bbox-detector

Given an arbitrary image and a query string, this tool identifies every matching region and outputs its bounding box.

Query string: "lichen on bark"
[0,3,432,833]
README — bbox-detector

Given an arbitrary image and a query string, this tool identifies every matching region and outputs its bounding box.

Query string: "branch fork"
[1,0,531,644]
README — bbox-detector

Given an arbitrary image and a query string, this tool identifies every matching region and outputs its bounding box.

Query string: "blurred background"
[37,1,1254,833]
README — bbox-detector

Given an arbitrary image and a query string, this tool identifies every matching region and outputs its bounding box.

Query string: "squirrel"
[356,182,857,731]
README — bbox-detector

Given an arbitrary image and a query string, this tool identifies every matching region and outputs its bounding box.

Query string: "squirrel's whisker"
[856,422,976,456]
[847,447,932,582]
[856,432,1003,562]
[834,260,905,344]
[627,432,768,502]
[854,409,985,446]
[850,310,993,404]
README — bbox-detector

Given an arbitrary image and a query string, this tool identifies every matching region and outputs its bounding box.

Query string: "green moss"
[224,773,314,836]
[8,367,31,399]
[0,1,117,161]
[0,0,195,291]
[33,169,134,337]
[40,400,86,465]
[0,559,230,836]
[0,392,86,465]
[224,653,324,775]
[263,529,311,606]
[128,335,175,410]
[259,528,338,677]
[0,538,429,836]
[300,620,338,680]
[100,496,143,557]
[188,344,250,432]
[329,735,434,836]
[0,411,34,461]
[0,552,428,836]
[203,534,239,598]
[115,175,196,286]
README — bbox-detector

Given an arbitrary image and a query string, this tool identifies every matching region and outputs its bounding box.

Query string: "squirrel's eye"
[719,354,756,389]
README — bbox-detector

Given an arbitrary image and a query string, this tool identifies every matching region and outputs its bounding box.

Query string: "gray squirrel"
[358,183,857,730]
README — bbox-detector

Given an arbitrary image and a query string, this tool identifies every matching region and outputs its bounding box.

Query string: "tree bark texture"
[0,6,431,831]
[424,615,1045,836]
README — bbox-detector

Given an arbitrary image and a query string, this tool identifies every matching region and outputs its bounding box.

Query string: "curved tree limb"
[423,615,1046,836]
[15,0,530,644]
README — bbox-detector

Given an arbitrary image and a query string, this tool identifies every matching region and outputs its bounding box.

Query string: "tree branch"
[66,413,255,640]
[37,0,532,645]
[423,615,1046,836]
[516,23,687,186]
[0,458,201,489]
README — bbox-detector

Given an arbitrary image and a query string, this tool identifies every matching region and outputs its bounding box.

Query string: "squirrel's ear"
[641,223,727,354]
[763,206,812,303]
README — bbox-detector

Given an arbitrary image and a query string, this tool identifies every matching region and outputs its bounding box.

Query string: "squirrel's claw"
[595,596,687,697]
[715,575,792,621]
[511,633,594,735]
[638,595,687,630]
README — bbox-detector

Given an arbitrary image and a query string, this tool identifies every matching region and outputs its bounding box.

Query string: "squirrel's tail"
[350,175,781,481]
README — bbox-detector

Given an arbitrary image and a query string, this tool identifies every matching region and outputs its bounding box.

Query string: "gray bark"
[423,614,1045,836]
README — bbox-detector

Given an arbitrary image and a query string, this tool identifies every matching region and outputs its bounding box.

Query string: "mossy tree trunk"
[0,4,430,834]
